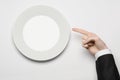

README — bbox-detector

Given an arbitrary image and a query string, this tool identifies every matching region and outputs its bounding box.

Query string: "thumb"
[83,37,95,45]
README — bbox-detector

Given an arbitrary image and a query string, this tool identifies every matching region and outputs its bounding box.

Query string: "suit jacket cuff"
[95,49,112,60]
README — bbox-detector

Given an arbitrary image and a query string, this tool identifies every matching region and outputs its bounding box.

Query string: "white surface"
[13,6,70,61]
[0,0,120,80]
[23,15,60,51]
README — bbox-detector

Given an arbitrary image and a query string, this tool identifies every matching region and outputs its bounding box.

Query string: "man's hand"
[72,28,108,55]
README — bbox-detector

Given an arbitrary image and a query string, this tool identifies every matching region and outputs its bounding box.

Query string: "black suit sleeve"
[96,54,120,80]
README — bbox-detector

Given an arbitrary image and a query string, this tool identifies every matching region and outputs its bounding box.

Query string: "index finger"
[72,28,90,36]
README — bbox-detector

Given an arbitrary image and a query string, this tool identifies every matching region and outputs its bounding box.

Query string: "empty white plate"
[12,5,70,61]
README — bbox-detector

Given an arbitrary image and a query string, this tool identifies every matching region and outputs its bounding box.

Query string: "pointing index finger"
[72,28,90,36]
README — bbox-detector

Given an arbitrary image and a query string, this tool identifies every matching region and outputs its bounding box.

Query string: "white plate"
[12,5,70,61]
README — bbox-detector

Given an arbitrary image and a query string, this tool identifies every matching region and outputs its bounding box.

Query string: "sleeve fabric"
[96,54,120,80]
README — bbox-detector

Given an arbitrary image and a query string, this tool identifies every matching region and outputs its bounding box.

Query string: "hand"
[72,28,108,55]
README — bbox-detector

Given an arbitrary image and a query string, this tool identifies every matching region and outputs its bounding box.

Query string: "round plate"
[12,5,70,61]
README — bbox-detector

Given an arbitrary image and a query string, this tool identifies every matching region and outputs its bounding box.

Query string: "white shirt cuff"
[95,49,112,60]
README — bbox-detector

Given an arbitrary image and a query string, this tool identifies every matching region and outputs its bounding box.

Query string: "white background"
[0,0,120,80]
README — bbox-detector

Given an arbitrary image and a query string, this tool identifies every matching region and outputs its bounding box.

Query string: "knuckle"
[94,37,100,41]
[88,33,93,36]
[89,32,98,37]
